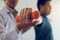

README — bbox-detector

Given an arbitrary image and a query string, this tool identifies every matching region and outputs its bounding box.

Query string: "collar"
[3,5,18,17]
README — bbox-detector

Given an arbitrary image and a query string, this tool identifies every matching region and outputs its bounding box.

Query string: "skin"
[4,0,18,9]
[39,1,51,16]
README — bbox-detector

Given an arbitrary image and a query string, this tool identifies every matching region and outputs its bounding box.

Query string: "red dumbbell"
[15,11,40,22]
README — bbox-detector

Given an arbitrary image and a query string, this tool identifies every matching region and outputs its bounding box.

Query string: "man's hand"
[20,8,32,23]
[16,8,42,32]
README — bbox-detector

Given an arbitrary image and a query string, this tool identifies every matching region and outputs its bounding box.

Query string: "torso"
[34,16,53,40]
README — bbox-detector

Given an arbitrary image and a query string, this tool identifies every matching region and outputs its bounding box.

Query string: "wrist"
[16,23,22,31]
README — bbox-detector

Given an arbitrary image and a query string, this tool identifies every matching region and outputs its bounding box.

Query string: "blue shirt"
[34,16,53,40]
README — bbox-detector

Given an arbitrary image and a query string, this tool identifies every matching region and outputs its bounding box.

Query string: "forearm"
[22,26,31,34]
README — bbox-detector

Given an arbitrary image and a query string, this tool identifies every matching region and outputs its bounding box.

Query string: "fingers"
[20,9,24,22]
[20,8,32,23]
[26,8,32,20]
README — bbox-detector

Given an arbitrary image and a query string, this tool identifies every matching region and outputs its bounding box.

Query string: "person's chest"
[43,17,52,31]
[35,16,52,32]
[2,11,17,33]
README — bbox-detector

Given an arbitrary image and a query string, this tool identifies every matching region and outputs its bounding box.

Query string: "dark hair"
[37,0,51,11]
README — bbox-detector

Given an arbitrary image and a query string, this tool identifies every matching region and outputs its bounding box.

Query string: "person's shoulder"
[42,16,48,20]
[0,6,5,13]
[41,16,49,25]
[0,8,4,16]
[0,6,6,20]
[0,6,8,16]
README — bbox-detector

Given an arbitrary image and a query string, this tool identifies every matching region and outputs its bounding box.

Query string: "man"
[0,0,37,40]
[34,0,53,40]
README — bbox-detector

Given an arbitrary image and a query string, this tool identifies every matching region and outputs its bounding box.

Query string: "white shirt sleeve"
[0,14,18,40]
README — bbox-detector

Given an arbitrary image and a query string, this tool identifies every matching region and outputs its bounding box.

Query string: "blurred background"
[0,0,60,40]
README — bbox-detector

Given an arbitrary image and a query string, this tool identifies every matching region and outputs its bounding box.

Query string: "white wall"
[50,0,60,40]
[0,0,60,40]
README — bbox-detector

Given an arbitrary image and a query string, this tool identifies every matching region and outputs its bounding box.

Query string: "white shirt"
[0,5,22,40]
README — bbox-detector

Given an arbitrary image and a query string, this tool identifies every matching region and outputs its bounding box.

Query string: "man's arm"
[22,17,43,34]
[22,26,31,34]
[19,8,42,34]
